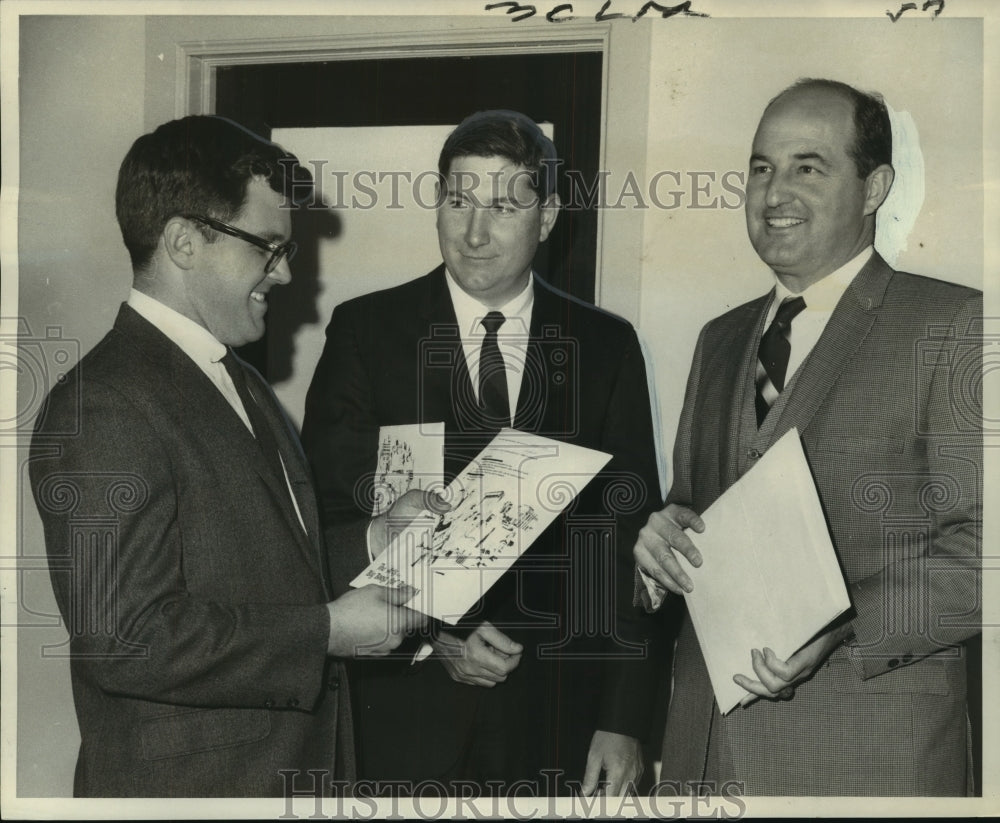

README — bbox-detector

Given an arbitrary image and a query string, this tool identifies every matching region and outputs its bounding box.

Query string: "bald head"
[745,81,895,290]
[764,79,893,179]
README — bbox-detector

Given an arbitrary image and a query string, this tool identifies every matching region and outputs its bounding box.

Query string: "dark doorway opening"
[213,52,604,376]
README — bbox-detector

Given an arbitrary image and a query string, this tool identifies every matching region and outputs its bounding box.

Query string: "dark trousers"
[350,646,599,797]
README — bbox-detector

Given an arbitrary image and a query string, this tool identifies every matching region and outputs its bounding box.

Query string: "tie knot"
[481,311,506,335]
[220,348,240,377]
[774,296,806,329]
[220,348,247,384]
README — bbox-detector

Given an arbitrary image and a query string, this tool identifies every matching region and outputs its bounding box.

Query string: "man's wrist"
[325,601,340,657]
[637,566,666,612]
[837,622,856,648]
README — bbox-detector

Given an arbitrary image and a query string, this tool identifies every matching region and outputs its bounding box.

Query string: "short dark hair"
[437,109,559,199]
[770,78,893,179]
[115,115,306,271]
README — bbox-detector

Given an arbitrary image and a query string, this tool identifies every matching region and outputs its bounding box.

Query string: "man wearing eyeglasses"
[28,115,429,797]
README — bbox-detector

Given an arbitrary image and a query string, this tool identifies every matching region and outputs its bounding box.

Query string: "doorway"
[213,52,603,422]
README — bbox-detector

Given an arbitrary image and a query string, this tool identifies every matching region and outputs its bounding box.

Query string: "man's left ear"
[538,193,561,242]
[863,164,894,216]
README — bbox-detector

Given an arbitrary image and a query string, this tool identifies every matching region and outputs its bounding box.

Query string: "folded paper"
[681,428,851,713]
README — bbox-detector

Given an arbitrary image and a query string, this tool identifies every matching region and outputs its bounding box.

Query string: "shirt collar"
[127,288,228,365]
[443,269,535,336]
[773,246,874,312]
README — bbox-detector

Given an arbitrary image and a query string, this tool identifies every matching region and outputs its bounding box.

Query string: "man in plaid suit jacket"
[635,79,981,795]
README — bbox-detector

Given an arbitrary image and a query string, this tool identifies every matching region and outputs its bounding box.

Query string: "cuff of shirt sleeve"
[365,519,376,563]
[637,566,666,612]
[412,642,434,665]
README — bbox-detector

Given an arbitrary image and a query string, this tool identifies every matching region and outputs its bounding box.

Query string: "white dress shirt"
[127,288,305,531]
[444,269,535,425]
[364,272,536,569]
[402,272,534,663]
[758,246,874,390]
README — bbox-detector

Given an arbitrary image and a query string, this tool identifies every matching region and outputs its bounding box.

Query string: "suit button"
[747,448,762,460]
[887,658,900,668]
[286,697,300,708]
[264,699,275,708]
[328,677,340,691]
[902,653,913,664]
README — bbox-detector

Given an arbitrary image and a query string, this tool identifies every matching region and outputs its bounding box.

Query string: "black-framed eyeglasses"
[186,215,297,274]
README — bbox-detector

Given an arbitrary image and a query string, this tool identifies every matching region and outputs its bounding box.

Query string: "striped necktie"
[755,296,806,426]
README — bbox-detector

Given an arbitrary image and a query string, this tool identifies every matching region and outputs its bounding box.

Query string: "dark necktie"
[755,296,806,426]
[478,311,510,430]
[221,350,287,483]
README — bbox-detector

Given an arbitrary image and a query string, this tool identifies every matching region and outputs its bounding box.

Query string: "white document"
[351,429,611,624]
[371,423,445,516]
[681,428,851,714]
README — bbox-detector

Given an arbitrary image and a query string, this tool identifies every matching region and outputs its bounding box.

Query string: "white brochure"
[351,429,611,625]
[371,422,445,516]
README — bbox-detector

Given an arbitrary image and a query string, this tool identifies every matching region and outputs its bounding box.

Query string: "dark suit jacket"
[301,267,661,783]
[658,254,981,795]
[29,304,352,797]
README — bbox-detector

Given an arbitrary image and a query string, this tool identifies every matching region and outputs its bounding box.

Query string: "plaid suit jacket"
[658,254,982,796]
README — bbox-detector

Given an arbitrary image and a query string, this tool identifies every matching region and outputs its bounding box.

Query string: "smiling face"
[745,86,888,291]
[181,176,292,346]
[436,154,558,308]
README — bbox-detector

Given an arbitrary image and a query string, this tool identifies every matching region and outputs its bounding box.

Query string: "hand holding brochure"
[681,428,851,714]
[351,429,611,624]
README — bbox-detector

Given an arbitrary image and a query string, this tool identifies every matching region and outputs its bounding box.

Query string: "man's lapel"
[717,296,771,490]
[117,306,320,569]
[768,253,894,446]
[418,266,480,480]
[118,306,261,468]
[237,358,325,559]
[514,275,567,433]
